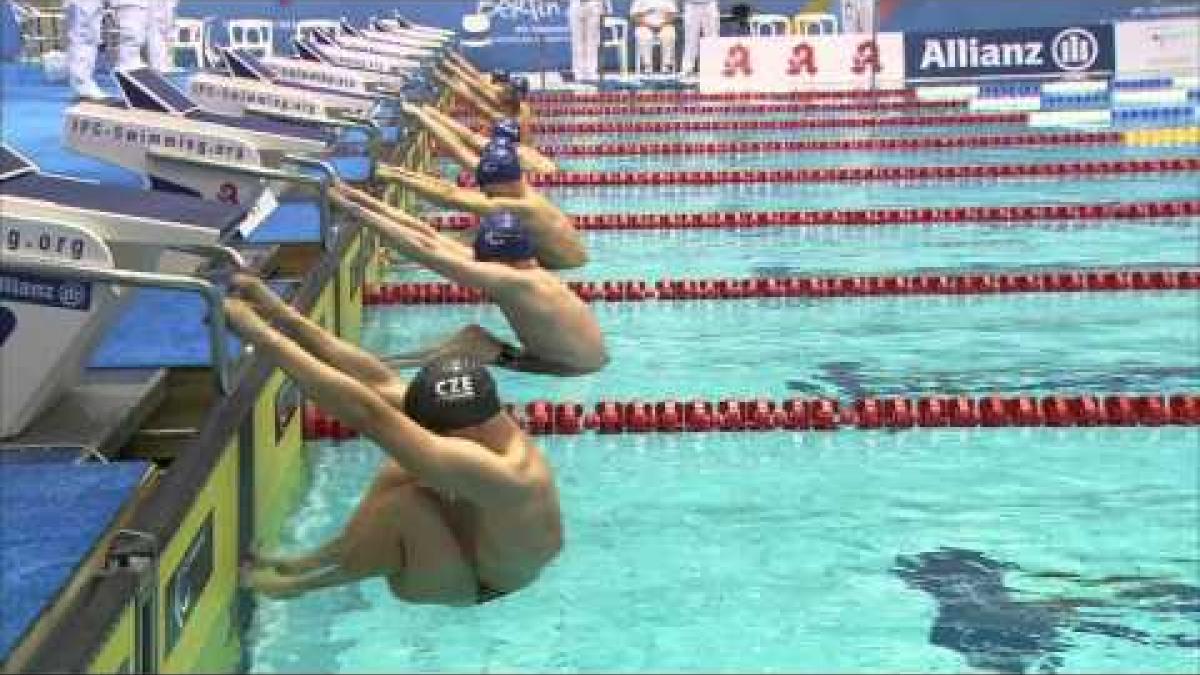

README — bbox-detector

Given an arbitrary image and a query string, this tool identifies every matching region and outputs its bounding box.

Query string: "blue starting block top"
[0,450,150,659]
[89,280,294,369]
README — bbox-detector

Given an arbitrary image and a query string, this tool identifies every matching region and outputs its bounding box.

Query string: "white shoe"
[72,80,108,101]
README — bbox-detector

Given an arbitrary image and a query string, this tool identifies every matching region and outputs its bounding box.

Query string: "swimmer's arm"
[436,71,504,123]
[333,191,474,260]
[379,166,500,215]
[367,215,526,291]
[404,104,480,172]
[421,105,489,154]
[442,61,505,106]
[490,198,589,269]
[228,276,396,387]
[517,145,557,174]
[227,301,524,504]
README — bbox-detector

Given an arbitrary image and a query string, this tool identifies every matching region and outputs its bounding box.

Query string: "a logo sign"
[905,25,1114,81]
[274,376,301,444]
[0,272,92,311]
[216,182,240,205]
[165,515,214,656]
[701,34,905,93]
[476,0,564,23]
[0,307,16,347]
[436,376,476,400]
[1051,27,1099,70]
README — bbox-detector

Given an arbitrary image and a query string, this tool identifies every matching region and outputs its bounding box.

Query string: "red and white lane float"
[364,268,1199,307]
[534,131,1126,157]
[531,112,1028,134]
[304,393,1200,439]
[458,98,966,118]
[526,158,1200,187]
[429,199,1200,232]
[528,88,920,103]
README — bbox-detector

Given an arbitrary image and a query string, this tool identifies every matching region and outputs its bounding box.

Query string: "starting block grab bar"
[1,256,238,396]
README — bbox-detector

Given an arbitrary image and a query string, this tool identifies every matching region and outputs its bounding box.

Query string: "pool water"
[248,106,1200,673]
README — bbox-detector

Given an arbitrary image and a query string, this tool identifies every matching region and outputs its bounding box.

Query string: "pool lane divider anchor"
[429,199,1200,232]
[303,393,1200,440]
[525,158,1200,188]
[532,112,1028,134]
[533,131,1137,157]
[365,268,1200,307]
[457,98,967,117]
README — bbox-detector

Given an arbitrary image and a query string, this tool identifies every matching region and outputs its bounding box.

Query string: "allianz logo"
[476,0,564,22]
[918,27,1100,71]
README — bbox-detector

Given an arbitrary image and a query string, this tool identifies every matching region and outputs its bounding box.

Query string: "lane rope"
[460,99,967,117]
[532,112,1028,134]
[304,393,1200,438]
[528,88,920,103]
[536,130,1127,156]
[523,158,1200,187]
[429,199,1200,231]
[366,268,1199,306]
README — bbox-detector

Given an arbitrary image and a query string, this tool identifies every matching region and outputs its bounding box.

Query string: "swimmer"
[332,185,608,376]
[378,141,587,270]
[401,102,558,174]
[433,64,534,143]
[224,277,564,605]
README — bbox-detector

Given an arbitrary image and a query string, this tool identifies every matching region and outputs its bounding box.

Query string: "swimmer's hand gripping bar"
[0,257,236,395]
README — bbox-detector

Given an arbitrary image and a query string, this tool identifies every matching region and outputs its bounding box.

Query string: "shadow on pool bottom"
[893,547,1200,674]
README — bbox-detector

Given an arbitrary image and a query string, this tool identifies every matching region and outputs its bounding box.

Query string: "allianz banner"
[904,25,1115,82]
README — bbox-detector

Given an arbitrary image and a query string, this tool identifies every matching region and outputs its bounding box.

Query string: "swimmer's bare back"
[489,270,609,374]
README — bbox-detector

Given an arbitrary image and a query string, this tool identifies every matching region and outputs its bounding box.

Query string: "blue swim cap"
[474,211,534,262]
[508,75,530,98]
[492,118,521,144]
[475,142,522,187]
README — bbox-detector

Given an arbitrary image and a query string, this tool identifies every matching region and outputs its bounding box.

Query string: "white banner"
[1116,18,1200,78]
[699,33,905,93]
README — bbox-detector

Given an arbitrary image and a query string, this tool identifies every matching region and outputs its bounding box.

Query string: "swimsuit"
[476,583,509,604]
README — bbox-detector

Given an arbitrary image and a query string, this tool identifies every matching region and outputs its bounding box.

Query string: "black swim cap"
[402,356,502,432]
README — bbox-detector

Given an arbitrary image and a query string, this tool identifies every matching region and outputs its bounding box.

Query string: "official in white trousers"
[64,0,149,100]
[680,0,719,76]
[568,0,604,82]
[630,0,678,75]
[147,0,178,72]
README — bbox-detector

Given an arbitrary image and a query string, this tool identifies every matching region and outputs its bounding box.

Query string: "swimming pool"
[249,103,1200,673]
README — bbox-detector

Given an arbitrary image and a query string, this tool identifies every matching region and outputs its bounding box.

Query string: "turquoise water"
[358,294,1199,401]
[250,110,1200,673]
[539,175,1200,215]
[538,124,1035,144]
[252,428,1199,674]
[386,223,1200,283]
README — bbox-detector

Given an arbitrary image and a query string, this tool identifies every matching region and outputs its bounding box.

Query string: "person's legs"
[702,1,720,45]
[65,0,105,98]
[569,1,586,81]
[581,1,603,80]
[681,3,701,75]
[112,0,148,70]
[145,0,177,72]
[658,23,676,73]
[634,25,654,73]
[246,462,477,604]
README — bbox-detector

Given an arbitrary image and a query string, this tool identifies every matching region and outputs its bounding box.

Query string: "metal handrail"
[280,154,341,250]
[145,150,334,251]
[0,257,237,395]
